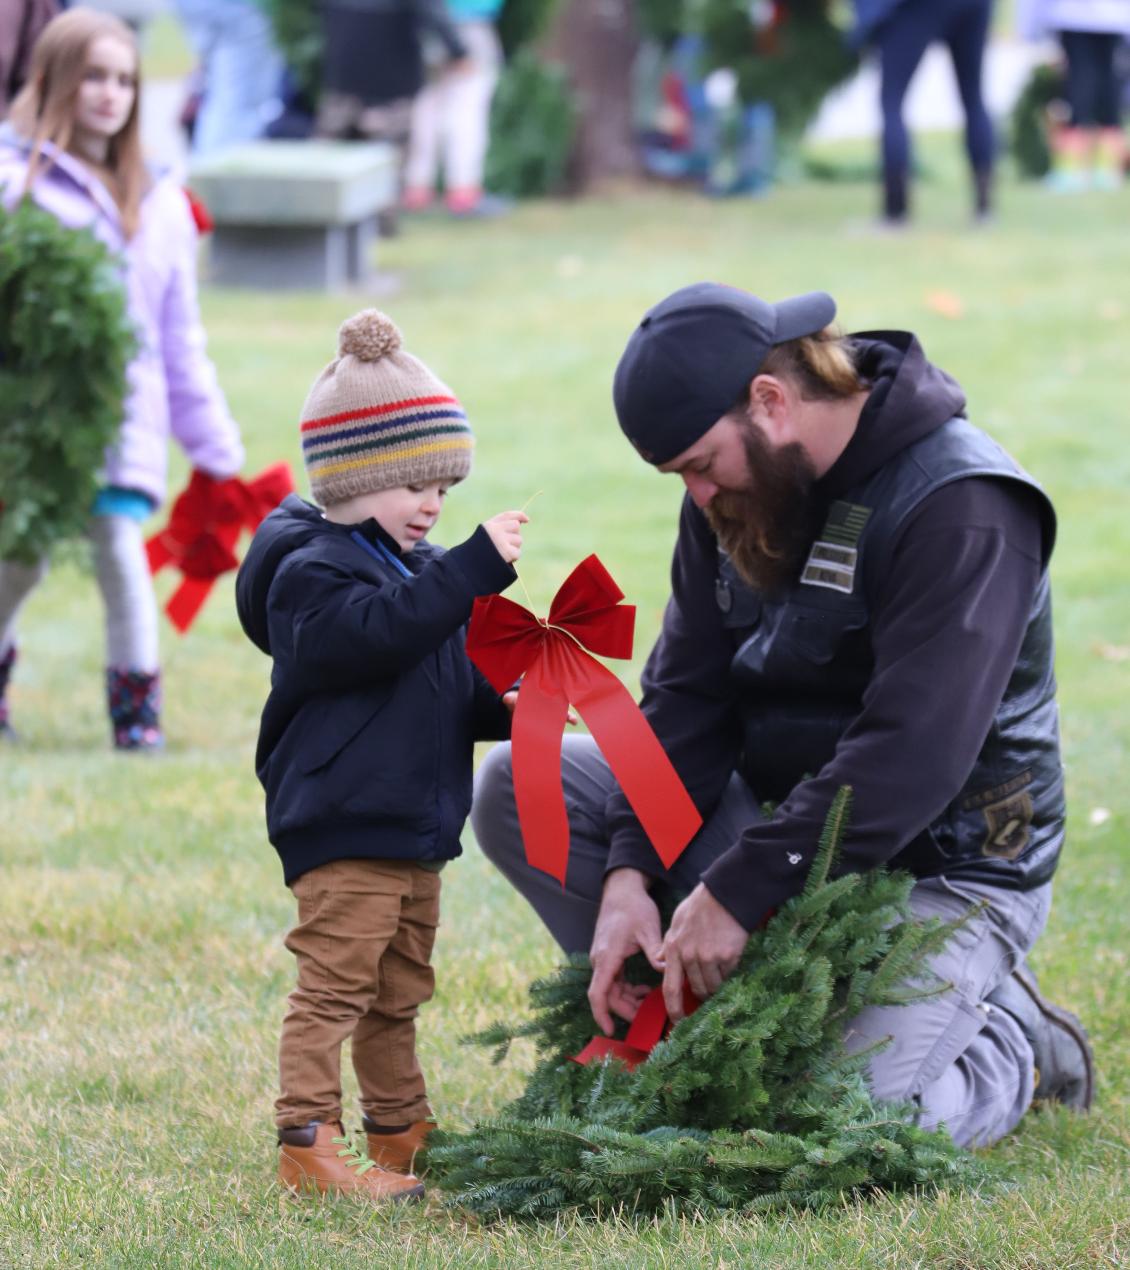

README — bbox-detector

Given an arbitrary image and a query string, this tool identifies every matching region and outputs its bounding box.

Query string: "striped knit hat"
[299,309,473,507]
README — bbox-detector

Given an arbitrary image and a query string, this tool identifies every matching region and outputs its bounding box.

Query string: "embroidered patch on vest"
[800,502,872,594]
[963,772,1034,860]
[979,789,1034,859]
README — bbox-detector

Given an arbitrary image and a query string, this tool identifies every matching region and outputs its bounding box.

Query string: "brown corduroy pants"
[275,858,440,1129]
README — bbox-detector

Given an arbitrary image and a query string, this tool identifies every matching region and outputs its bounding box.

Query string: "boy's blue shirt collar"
[351,516,405,558]
[346,516,416,579]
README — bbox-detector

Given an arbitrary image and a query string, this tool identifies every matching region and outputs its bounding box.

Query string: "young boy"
[236,308,527,1201]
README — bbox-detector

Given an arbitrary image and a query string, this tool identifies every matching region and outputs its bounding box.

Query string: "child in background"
[0,9,244,748]
[1017,0,1130,190]
[236,308,526,1201]
[401,0,508,217]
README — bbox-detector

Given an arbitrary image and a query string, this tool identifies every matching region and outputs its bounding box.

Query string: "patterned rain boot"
[107,667,164,751]
[1092,128,1126,192]
[0,646,16,740]
[362,1115,435,1175]
[1044,126,1092,193]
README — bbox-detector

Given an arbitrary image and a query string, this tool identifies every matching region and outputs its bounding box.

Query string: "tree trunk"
[544,0,640,190]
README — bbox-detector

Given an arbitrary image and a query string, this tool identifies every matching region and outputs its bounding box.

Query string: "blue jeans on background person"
[875,0,995,221]
[173,0,283,156]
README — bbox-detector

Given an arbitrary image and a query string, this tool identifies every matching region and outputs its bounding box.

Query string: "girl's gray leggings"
[0,514,159,671]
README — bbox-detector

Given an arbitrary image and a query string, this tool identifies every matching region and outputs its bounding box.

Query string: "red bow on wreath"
[571,983,701,1070]
[466,554,703,885]
[146,462,294,632]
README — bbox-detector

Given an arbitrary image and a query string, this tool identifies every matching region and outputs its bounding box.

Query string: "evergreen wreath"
[1011,63,1065,180]
[637,0,857,145]
[0,199,136,565]
[485,50,576,198]
[429,789,985,1218]
[698,0,856,143]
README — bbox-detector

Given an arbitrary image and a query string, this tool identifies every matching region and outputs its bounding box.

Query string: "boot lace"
[332,1135,377,1175]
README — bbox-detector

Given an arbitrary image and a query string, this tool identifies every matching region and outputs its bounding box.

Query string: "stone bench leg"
[205,220,378,290]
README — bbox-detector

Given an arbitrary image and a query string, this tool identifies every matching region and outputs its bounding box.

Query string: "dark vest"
[716,416,1064,891]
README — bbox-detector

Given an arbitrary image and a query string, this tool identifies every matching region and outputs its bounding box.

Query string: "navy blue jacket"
[236,495,516,884]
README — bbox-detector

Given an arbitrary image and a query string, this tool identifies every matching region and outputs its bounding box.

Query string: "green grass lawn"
[1,148,1128,1266]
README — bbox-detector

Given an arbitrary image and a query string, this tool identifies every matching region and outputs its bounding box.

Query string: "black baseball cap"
[612,282,837,464]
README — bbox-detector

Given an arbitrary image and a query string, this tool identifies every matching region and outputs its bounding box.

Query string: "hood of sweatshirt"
[819,331,968,498]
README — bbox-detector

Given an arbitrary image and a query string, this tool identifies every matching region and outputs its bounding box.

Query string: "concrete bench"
[187,141,399,290]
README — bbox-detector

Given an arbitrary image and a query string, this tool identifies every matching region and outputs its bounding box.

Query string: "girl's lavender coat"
[0,127,244,507]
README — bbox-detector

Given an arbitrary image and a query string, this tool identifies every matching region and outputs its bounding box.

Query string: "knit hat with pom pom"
[299,309,473,507]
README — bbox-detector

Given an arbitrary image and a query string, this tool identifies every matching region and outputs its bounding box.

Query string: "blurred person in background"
[0,8,245,748]
[400,0,508,217]
[0,0,59,117]
[1018,0,1130,189]
[852,0,997,225]
[317,0,468,169]
[171,0,283,155]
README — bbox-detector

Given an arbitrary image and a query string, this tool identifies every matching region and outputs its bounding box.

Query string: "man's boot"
[107,668,164,751]
[0,646,16,739]
[277,1122,424,1201]
[362,1114,434,1174]
[986,964,1094,1110]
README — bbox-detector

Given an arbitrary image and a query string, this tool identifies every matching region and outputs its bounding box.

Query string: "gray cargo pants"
[471,736,1052,1148]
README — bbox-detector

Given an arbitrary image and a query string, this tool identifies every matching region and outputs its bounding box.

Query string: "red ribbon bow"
[571,984,700,1070]
[465,554,702,885]
[146,462,294,632]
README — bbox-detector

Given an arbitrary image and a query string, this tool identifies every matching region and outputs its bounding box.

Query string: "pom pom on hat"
[338,309,402,362]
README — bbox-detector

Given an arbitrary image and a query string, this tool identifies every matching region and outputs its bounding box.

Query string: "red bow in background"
[466,554,702,885]
[184,188,214,235]
[146,463,294,632]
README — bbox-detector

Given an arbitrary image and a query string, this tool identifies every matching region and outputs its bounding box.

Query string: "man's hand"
[660,882,749,1020]
[587,868,663,1036]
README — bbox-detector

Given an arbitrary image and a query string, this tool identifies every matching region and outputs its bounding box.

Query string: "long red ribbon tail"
[570,653,702,869]
[510,665,573,886]
[165,578,214,633]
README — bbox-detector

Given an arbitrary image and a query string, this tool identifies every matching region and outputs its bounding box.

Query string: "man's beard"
[704,416,819,595]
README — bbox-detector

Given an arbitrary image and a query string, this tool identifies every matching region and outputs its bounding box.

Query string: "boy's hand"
[483,510,529,564]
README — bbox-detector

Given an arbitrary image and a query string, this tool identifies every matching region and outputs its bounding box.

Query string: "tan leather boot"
[277,1122,424,1201]
[361,1115,434,1174]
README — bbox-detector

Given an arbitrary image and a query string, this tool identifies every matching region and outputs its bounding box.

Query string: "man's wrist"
[602,867,652,897]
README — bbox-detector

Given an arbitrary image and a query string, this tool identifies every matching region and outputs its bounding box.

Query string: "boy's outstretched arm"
[268,524,514,687]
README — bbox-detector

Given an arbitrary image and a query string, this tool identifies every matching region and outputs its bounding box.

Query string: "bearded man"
[472,282,1093,1147]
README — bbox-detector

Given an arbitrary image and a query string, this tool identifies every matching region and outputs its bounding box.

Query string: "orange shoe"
[277,1122,424,1201]
[361,1115,434,1174]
